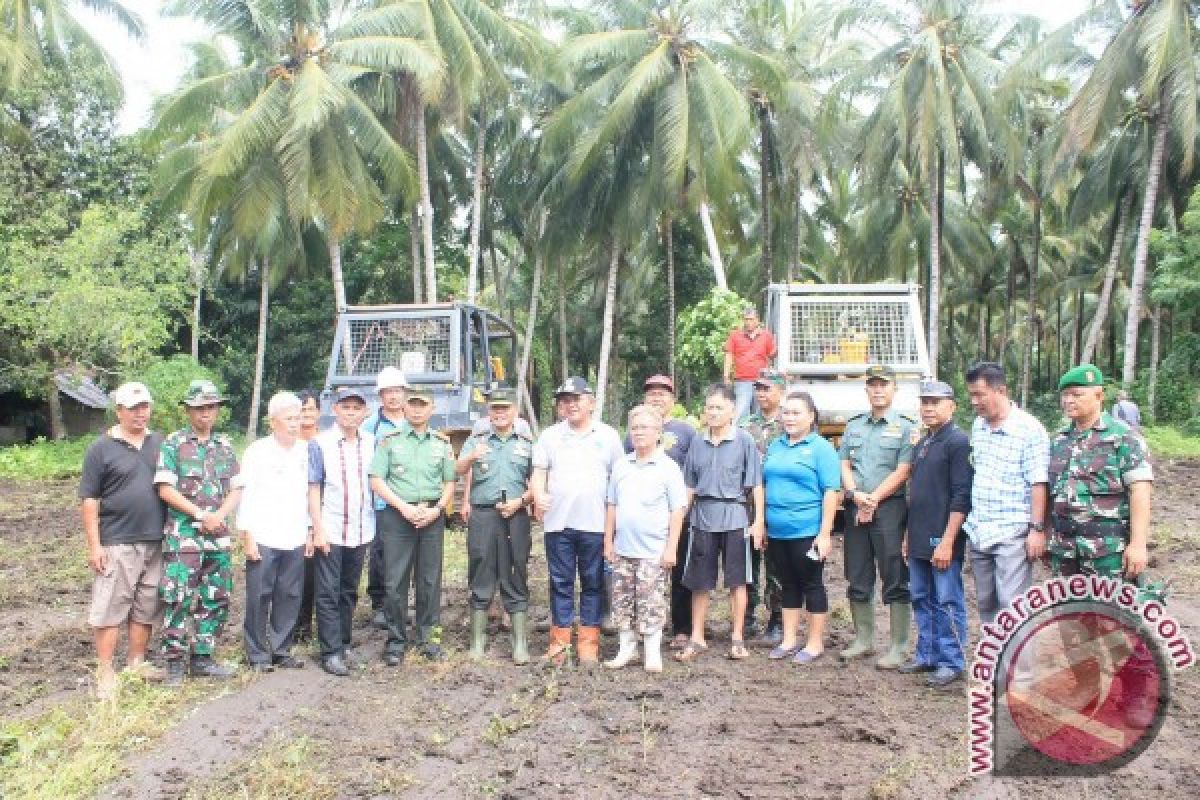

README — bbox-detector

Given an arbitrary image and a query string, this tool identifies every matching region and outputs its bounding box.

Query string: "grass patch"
[0,437,95,480]
[1143,426,1200,459]
[183,735,337,800]
[482,675,561,746]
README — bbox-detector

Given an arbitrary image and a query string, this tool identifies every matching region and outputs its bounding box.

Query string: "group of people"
[79,310,1155,709]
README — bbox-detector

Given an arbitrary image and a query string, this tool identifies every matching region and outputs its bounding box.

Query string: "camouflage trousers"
[747,547,783,616]
[160,548,233,659]
[610,554,668,635]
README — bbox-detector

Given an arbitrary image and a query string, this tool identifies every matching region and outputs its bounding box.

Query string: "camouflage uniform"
[155,426,241,660]
[741,410,784,616]
[609,555,668,635]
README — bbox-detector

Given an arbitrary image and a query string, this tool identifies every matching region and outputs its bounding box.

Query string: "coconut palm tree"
[0,0,142,91]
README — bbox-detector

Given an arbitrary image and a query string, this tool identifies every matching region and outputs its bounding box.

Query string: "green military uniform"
[155,381,240,662]
[368,393,456,657]
[740,405,784,623]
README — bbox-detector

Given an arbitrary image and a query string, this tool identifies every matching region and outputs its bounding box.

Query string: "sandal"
[674,640,708,662]
[670,633,691,651]
[728,640,750,660]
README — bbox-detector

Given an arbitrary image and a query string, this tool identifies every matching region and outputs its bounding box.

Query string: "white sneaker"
[643,632,663,673]
[604,630,639,669]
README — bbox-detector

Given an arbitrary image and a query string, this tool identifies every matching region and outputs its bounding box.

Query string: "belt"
[699,496,745,503]
[472,503,528,511]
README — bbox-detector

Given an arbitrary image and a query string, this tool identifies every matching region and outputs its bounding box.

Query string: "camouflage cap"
[406,386,434,404]
[1058,363,1104,391]
[754,369,787,389]
[486,387,517,407]
[181,379,224,407]
[918,379,955,399]
[865,364,896,383]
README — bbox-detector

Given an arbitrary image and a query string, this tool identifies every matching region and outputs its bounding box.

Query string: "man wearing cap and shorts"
[741,368,787,641]
[369,386,456,664]
[839,365,917,669]
[155,380,243,685]
[624,373,696,649]
[363,366,410,626]
[724,306,777,422]
[79,381,167,698]
[457,387,535,664]
[900,380,972,688]
[531,377,625,665]
[677,383,764,662]
[308,386,376,676]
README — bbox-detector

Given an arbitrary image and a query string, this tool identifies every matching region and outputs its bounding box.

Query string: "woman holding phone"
[762,391,841,664]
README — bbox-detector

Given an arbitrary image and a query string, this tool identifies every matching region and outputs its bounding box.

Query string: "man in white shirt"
[308,387,375,676]
[239,392,311,671]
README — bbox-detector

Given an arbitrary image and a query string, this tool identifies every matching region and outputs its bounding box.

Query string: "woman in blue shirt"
[763,392,841,663]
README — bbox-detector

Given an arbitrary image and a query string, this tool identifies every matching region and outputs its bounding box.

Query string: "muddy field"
[1,461,1199,799]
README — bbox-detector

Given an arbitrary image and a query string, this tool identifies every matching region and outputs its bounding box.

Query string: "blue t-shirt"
[763,432,841,539]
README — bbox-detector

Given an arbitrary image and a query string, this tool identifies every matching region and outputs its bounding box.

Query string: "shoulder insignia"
[898,414,917,424]
[379,429,405,443]
[847,412,867,422]
[432,430,451,443]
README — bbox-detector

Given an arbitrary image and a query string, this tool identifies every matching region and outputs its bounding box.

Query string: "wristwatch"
[1029,521,1045,532]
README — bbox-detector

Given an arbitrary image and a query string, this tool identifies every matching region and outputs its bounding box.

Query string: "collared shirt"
[309,427,376,547]
[1047,412,1153,559]
[623,418,696,467]
[533,419,625,534]
[155,426,241,551]
[741,411,784,458]
[363,411,409,510]
[369,427,455,503]
[838,409,917,496]
[683,427,762,533]
[763,432,840,539]
[1112,400,1142,429]
[237,435,310,551]
[607,450,687,559]
[963,406,1049,548]
[907,422,973,560]
[461,429,533,506]
[79,430,166,545]
[725,327,777,381]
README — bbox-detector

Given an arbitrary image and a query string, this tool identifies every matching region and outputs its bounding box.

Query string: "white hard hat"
[376,366,410,392]
[112,381,154,408]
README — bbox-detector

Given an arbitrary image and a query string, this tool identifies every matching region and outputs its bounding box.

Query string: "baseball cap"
[918,380,955,399]
[181,379,224,407]
[754,369,787,389]
[112,382,153,408]
[742,306,759,318]
[554,376,594,397]
[376,366,410,392]
[333,386,368,404]
[1059,364,1104,391]
[406,386,434,404]
[487,387,517,406]
[864,364,896,383]
[643,374,675,393]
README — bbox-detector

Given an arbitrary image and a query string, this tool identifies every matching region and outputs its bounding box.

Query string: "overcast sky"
[79,0,1098,134]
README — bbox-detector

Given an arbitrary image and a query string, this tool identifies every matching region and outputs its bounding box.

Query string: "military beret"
[1058,364,1104,390]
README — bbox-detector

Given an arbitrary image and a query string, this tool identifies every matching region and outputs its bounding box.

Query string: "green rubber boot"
[510,611,531,665]
[839,601,876,661]
[469,608,488,660]
[875,603,912,670]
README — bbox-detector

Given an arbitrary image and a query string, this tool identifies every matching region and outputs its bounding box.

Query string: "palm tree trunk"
[1001,251,1017,361]
[665,214,677,383]
[518,213,547,426]
[977,300,987,360]
[247,259,270,439]
[1082,196,1131,363]
[758,104,772,288]
[466,112,487,305]
[1071,287,1084,364]
[329,232,353,368]
[416,108,437,303]
[46,367,65,440]
[927,162,942,378]
[1020,199,1041,407]
[698,201,728,290]
[557,258,568,382]
[411,207,423,302]
[1147,305,1161,424]
[191,288,202,362]
[1122,104,1168,387]
[595,241,621,417]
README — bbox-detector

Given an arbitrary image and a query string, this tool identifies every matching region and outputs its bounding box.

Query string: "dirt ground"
[2,460,1199,799]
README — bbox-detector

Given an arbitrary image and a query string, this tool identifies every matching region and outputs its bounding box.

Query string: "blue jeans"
[733,381,757,422]
[544,528,605,627]
[909,556,967,671]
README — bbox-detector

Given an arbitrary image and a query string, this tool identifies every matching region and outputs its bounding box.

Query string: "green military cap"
[181,379,224,407]
[754,368,787,389]
[406,386,434,404]
[487,387,517,406]
[864,364,896,383]
[1058,363,1104,390]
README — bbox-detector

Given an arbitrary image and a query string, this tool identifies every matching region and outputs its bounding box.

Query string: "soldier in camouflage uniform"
[740,369,786,641]
[1048,364,1156,726]
[154,380,243,686]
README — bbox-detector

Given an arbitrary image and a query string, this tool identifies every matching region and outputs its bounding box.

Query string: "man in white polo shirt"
[531,377,625,665]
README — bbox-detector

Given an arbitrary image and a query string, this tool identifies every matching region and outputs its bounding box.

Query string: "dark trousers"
[544,528,604,627]
[379,506,444,652]
[909,556,967,670]
[769,536,829,612]
[243,544,305,665]
[314,542,367,658]
[296,554,316,634]
[843,496,910,604]
[366,528,386,609]
[670,525,692,636]
[467,508,531,612]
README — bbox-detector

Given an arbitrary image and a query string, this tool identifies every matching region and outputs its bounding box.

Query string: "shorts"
[682,529,751,591]
[88,542,164,628]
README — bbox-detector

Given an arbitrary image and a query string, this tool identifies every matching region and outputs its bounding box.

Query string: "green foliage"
[676,288,748,385]
[0,436,94,479]
[138,355,227,434]
[1142,426,1200,460]
[1152,186,1200,315]
[1143,333,1200,427]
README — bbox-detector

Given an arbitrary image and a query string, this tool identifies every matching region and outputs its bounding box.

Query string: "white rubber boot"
[643,631,663,673]
[604,630,639,669]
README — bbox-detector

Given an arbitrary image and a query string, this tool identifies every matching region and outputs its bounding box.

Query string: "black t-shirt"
[78,431,167,545]
[907,423,972,561]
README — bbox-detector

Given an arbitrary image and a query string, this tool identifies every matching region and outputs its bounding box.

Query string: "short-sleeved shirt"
[533,420,625,534]
[154,427,241,551]
[907,423,973,561]
[369,427,455,503]
[683,428,762,533]
[623,418,696,467]
[237,435,310,551]
[309,428,376,547]
[461,429,533,506]
[838,409,917,496]
[79,431,166,545]
[763,432,841,539]
[607,450,687,559]
[725,328,777,381]
[1047,412,1153,559]
[363,411,409,510]
[1112,400,1142,429]
[963,406,1049,548]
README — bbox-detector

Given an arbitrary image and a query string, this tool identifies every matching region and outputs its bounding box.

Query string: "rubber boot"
[510,611,530,665]
[643,632,663,673]
[604,630,639,669]
[542,625,573,667]
[577,626,601,665]
[839,601,876,661]
[875,603,912,670]
[468,608,488,660]
[601,572,616,634]
[164,658,186,688]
